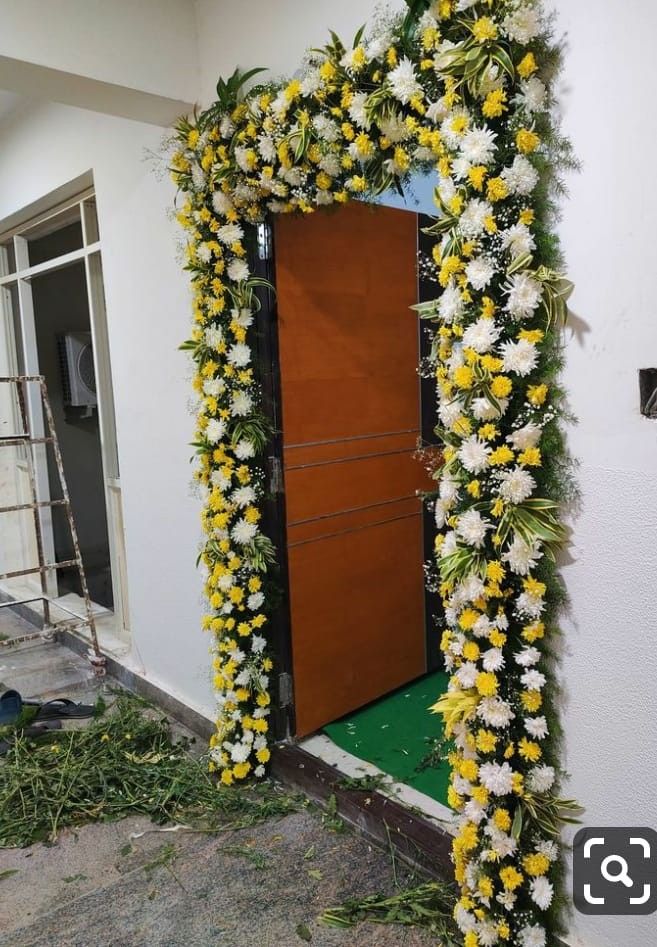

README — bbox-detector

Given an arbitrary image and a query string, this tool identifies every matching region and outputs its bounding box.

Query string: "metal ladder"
[0,375,105,674]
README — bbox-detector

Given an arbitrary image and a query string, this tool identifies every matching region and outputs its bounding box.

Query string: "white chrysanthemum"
[196,243,212,264]
[501,222,536,259]
[434,498,450,529]
[454,905,478,934]
[300,68,321,96]
[478,922,501,947]
[348,91,370,128]
[472,396,508,421]
[493,612,509,631]
[456,509,491,548]
[257,135,277,163]
[438,282,464,323]
[312,114,340,142]
[521,669,546,692]
[231,307,253,328]
[231,390,253,416]
[502,154,539,195]
[456,0,479,10]
[232,518,258,545]
[458,435,491,474]
[516,591,545,619]
[232,485,256,508]
[465,257,495,291]
[498,466,536,504]
[507,421,541,451]
[440,107,470,148]
[473,614,492,638]
[530,877,554,911]
[536,839,560,861]
[519,925,547,947]
[217,222,244,245]
[365,32,392,60]
[456,575,486,603]
[459,198,493,237]
[205,326,224,350]
[456,662,479,688]
[463,799,487,825]
[219,115,234,138]
[270,89,289,118]
[248,591,265,610]
[441,530,458,558]
[460,126,497,165]
[425,99,448,124]
[525,716,549,739]
[462,317,500,354]
[251,634,266,654]
[438,399,463,428]
[319,153,341,176]
[496,889,517,910]
[514,646,541,668]
[503,6,541,44]
[482,648,504,672]
[234,439,256,460]
[230,742,251,763]
[379,113,410,143]
[439,475,460,503]
[191,165,206,190]
[527,765,555,795]
[478,761,514,795]
[203,378,224,397]
[227,258,250,283]
[218,573,234,591]
[477,697,515,728]
[212,190,233,216]
[521,76,548,113]
[227,343,251,367]
[502,338,538,376]
[505,272,543,319]
[388,57,422,104]
[205,418,226,444]
[210,469,231,490]
[234,146,255,174]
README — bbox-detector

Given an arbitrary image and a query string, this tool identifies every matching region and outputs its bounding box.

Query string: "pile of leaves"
[0,694,300,848]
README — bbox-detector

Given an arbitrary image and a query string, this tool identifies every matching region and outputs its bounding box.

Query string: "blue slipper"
[0,689,23,726]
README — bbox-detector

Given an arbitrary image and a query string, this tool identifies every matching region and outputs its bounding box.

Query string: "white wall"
[0,101,214,719]
[0,0,199,102]
[194,3,657,947]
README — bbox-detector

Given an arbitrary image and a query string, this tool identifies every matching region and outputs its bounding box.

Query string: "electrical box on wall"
[57,332,97,408]
[639,368,657,419]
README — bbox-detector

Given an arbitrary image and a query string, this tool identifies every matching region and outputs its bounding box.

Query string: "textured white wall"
[0,0,199,102]
[0,102,214,720]
[193,3,657,947]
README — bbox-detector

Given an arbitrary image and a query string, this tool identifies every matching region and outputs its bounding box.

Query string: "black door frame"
[246,208,440,742]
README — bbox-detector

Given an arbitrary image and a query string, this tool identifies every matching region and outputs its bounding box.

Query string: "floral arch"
[172,1,578,944]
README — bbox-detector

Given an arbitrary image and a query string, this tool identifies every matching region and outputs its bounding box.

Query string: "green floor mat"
[323,670,452,808]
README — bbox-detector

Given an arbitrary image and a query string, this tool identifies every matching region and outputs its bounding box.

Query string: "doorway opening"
[0,187,129,648]
[262,201,451,811]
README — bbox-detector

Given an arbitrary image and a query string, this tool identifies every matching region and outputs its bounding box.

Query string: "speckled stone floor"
[0,638,438,947]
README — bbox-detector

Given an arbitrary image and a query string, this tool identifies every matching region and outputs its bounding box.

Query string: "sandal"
[0,689,22,726]
[29,697,96,722]
[0,719,62,755]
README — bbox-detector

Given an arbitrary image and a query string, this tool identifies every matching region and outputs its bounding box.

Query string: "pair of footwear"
[0,690,95,755]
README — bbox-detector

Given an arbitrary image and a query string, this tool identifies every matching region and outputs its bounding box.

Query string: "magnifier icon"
[601,855,634,888]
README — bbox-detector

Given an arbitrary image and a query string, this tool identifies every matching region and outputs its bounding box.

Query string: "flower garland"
[172,2,578,943]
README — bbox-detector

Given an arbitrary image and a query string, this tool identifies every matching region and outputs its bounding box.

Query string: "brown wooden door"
[275,201,427,736]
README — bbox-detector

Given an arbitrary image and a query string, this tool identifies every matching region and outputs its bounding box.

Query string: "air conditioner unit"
[57,332,97,407]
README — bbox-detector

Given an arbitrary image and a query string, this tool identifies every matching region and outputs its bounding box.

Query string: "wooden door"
[275,201,427,736]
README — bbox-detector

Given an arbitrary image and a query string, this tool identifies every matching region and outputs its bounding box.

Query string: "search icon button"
[601,855,634,889]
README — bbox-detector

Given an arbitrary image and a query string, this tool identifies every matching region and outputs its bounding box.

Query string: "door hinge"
[257,222,273,261]
[269,455,284,495]
[278,671,294,708]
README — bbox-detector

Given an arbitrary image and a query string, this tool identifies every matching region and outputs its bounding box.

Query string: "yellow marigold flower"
[500,866,524,891]
[453,365,474,389]
[519,446,542,467]
[453,415,472,436]
[486,561,505,583]
[518,52,538,78]
[463,641,480,662]
[237,621,251,637]
[487,176,509,202]
[220,769,234,785]
[448,785,464,810]
[467,164,487,191]
[521,690,543,713]
[519,207,535,226]
[459,608,479,630]
[458,821,479,852]
[498,922,511,939]
[516,128,540,154]
[476,671,498,697]
[493,807,511,832]
[354,132,374,158]
[235,687,250,701]
[489,445,514,466]
[518,738,542,762]
[519,329,544,344]
[484,213,498,233]
[284,79,301,102]
[478,875,494,899]
[448,193,464,215]
[472,16,498,42]
[319,60,337,82]
[527,383,548,405]
[482,89,507,119]
[476,729,497,753]
[464,933,478,947]
[460,758,479,781]
[233,761,251,779]
[489,629,507,648]
[341,122,355,141]
[478,423,497,441]
[524,577,546,597]
[256,747,271,764]
[523,621,545,643]
[315,171,332,190]
[256,692,271,707]
[467,480,481,498]
[523,853,551,876]
[437,0,453,19]
[347,175,367,193]
[481,296,497,318]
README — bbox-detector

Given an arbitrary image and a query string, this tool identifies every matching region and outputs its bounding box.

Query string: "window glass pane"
[0,239,16,277]
[27,220,84,267]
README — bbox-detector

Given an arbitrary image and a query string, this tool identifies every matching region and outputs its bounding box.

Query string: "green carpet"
[323,670,452,808]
